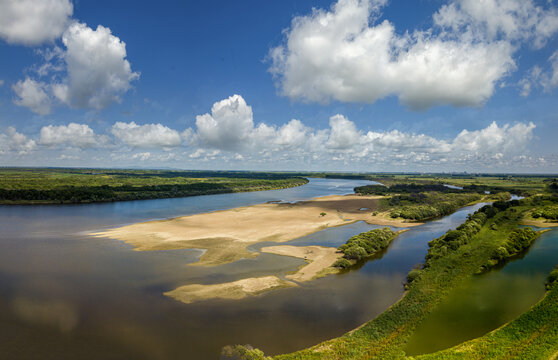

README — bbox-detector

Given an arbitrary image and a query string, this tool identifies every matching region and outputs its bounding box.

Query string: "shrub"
[406,269,421,284]
[333,258,353,269]
[343,245,368,260]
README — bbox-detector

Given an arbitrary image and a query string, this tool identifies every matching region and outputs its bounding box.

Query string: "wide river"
[0,178,554,359]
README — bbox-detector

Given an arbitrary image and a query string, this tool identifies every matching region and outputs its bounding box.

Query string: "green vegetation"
[547,265,558,290]
[0,168,308,204]
[334,227,398,267]
[354,182,507,221]
[480,227,541,273]
[417,266,558,360]
[226,196,556,359]
[221,345,271,360]
[387,192,482,221]
[532,205,558,220]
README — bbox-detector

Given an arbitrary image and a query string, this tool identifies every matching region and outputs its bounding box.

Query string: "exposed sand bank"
[164,276,296,304]
[91,194,421,266]
[521,219,558,227]
[261,245,342,282]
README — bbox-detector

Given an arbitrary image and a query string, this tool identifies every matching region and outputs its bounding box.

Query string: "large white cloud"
[195,94,255,151]
[52,22,140,110]
[111,122,182,148]
[12,78,52,115]
[0,127,37,155]
[39,123,102,148]
[270,0,558,109]
[0,0,73,45]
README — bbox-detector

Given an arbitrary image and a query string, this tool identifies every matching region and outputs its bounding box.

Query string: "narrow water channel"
[405,226,558,356]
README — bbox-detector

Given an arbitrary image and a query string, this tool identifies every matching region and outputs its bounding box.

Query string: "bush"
[343,245,368,260]
[333,258,353,269]
[406,269,421,284]
[220,345,270,360]
[547,266,558,289]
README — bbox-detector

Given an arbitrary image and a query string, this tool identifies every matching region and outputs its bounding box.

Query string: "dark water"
[0,178,491,359]
[405,226,558,356]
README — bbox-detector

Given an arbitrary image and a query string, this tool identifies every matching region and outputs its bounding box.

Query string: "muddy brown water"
[1,178,499,359]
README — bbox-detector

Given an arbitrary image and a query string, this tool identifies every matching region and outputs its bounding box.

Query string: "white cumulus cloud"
[39,123,102,148]
[111,122,182,148]
[270,0,558,109]
[12,78,52,115]
[0,0,73,45]
[195,94,255,151]
[52,22,140,110]
[0,127,37,155]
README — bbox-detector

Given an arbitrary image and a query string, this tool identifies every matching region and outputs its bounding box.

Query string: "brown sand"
[91,194,421,266]
[261,245,342,282]
[164,276,296,304]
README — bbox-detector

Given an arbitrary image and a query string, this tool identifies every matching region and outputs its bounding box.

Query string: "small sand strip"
[91,194,421,267]
[261,245,342,282]
[521,218,558,227]
[164,276,296,304]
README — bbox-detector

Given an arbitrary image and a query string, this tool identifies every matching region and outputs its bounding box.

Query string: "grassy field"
[0,168,308,204]
[223,196,558,360]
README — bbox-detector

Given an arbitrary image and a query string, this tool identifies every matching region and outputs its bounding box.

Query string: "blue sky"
[0,0,557,172]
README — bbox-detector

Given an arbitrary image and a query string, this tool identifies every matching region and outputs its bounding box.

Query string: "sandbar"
[261,245,342,282]
[521,219,558,227]
[164,276,296,304]
[91,194,421,267]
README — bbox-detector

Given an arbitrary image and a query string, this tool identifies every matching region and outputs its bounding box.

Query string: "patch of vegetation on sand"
[333,227,404,269]
[356,183,485,222]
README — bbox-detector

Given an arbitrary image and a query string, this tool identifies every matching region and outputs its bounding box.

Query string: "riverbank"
[91,194,421,267]
[227,199,553,359]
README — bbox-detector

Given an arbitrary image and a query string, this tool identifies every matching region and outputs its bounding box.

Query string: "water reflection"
[405,227,558,356]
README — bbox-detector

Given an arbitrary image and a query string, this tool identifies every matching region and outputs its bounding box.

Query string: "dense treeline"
[389,192,482,221]
[421,209,488,270]
[0,172,308,204]
[531,205,558,220]
[355,183,453,195]
[333,227,397,268]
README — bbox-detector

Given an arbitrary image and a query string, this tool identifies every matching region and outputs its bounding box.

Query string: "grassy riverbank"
[416,267,558,360]
[0,168,308,204]
[224,197,556,360]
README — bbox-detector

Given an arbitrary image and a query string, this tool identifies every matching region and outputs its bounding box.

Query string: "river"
[0,178,547,359]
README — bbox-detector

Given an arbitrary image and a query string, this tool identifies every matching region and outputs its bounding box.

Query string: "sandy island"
[165,245,342,304]
[91,194,421,267]
[261,245,342,282]
[164,276,297,304]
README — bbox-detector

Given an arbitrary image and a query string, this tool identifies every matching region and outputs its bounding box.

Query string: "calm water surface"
[0,178,524,359]
[405,226,558,356]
